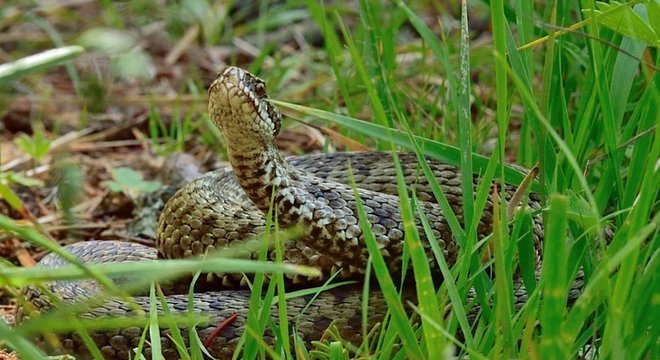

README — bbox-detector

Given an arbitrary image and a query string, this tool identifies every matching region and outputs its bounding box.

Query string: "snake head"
[208,66,282,153]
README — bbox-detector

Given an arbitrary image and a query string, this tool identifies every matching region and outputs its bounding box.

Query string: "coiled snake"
[19,67,554,359]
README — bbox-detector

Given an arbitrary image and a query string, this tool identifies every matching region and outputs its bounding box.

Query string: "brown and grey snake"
[18,67,565,359]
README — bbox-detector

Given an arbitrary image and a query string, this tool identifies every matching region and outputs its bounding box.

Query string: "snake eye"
[254,81,267,98]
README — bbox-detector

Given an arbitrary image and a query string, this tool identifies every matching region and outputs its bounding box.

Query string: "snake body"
[20,67,547,359]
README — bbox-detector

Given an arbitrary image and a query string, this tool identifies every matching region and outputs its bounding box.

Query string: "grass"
[0,0,658,359]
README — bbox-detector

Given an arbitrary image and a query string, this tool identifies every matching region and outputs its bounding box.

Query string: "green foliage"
[0,171,44,188]
[0,170,44,214]
[77,28,155,81]
[147,104,196,155]
[350,173,424,359]
[111,48,155,81]
[104,167,162,196]
[77,27,136,54]
[586,1,660,46]
[79,76,107,113]
[163,0,230,45]
[1,0,657,359]
[0,182,24,213]
[14,124,52,163]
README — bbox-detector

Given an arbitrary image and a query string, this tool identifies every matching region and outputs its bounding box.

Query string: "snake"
[18,66,555,359]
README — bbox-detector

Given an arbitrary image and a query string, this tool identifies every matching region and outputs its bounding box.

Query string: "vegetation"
[0,1,657,359]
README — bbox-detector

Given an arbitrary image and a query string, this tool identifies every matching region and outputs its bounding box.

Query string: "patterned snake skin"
[19,67,549,359]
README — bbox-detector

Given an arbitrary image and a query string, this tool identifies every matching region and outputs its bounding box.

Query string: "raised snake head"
[208,66,282,155]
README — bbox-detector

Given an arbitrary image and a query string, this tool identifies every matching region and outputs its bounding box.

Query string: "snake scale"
[19,67,553,359]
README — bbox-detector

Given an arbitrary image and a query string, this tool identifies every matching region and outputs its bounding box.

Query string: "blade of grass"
[492,1,518,355]
[394,102,477,346]
[239,194,310,358]
[0,214,125,297]
[271,100,537,189]
[585,1,625,215]
[391,152,444,357]
[566,122,658,353]
[361,257,373,352]
[70,320,105,359]
[348,166,423,360]
[600,121,659,358]
[303,0,359,116]
[358,0,400,130]
[416,199,475,348]
[539,194,570,357]
[241,191,277,360]
[406,302,488,360]
[494,53,601,228]
[0,46,84,85]
[458,0,474,234]
[0,255,319,286]
[26,14,82,97]
[513,0,536,165]
[564,211,659,356]
[394,0,457,107]
[0,320,48,359]
[490,185,514,357]
[273,208,292,359]
[517,0,644,50]
[148,284,163,359]
[621,88,657,209]
[156,284,189,360]
[187,271,206,360]
[335,12,389,129]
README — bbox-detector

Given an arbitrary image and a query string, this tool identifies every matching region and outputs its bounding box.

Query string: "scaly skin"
[19,67,547,359]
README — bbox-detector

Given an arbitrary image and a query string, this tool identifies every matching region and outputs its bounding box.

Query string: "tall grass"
[1,1,657,359]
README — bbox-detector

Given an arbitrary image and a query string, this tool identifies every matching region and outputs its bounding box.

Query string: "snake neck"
[228,144,314,225]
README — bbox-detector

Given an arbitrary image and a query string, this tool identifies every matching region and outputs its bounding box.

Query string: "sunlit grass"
[0,0,657,359]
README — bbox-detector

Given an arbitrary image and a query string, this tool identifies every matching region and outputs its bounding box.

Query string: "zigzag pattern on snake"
[18,67,556,359]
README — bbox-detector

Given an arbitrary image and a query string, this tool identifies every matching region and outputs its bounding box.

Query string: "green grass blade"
[0,320,48,359]
[565,211,659,356]
[70,320,105,359]
[271,100,537,189]
[0,45,84,84]
[0,256,318,286]
[335,12,389,128]
[585,8,625,214]
[600,118,660,358]
[148,284,163,359]
[457,0,474,229]
[188,273,207,360]
[156,284,190,360]
[416,200,475,348]
[274,209,292,359]
[394,0,456,92]
[539,194,570,357]
[242,192,277,359]
[406,302,488,360]
[348,168,423,359]
[494,53,601,225]
[303,1,358,116]
[394,103,477,346]
[391,153,444,357]
[491,187,514,356]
